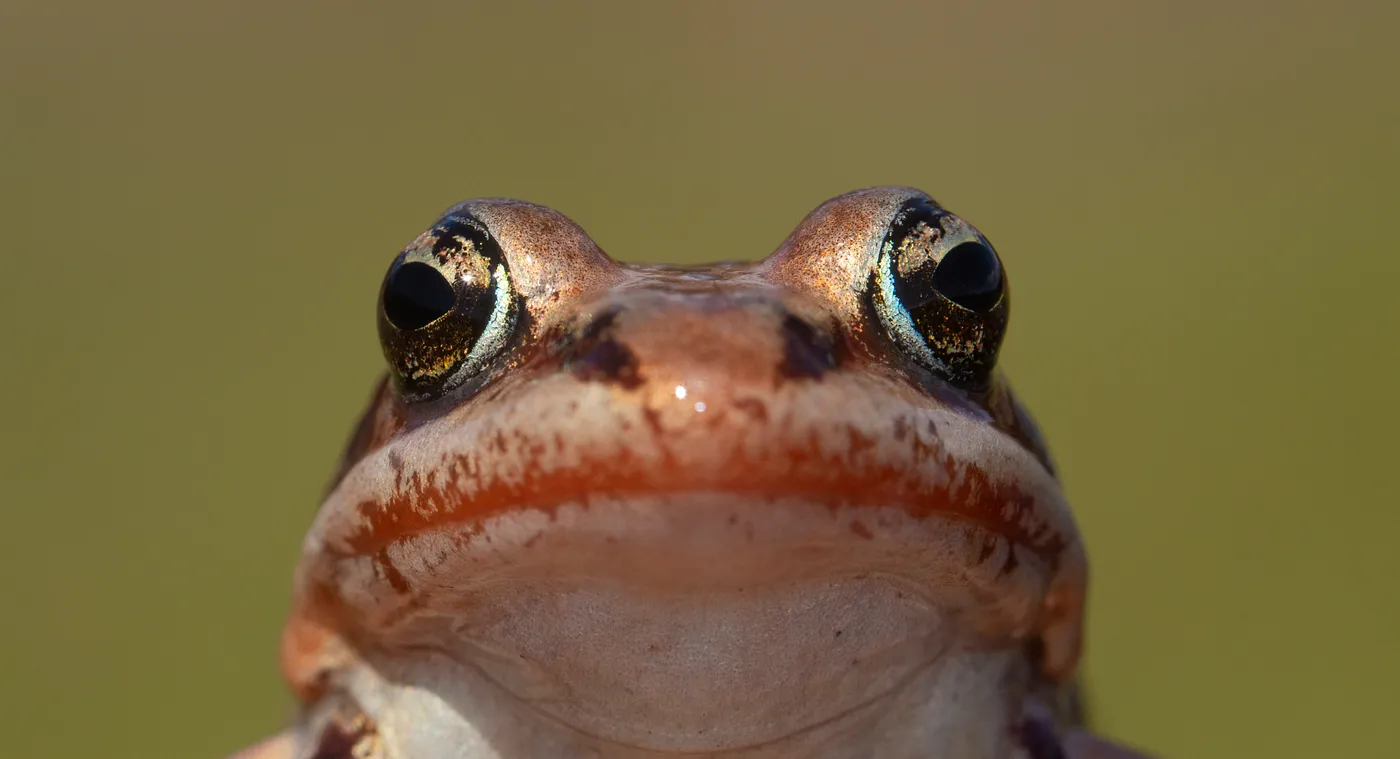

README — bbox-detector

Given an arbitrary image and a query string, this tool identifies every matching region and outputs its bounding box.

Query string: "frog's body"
[230,188,1153,759]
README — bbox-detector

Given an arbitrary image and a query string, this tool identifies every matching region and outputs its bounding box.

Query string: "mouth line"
[331,458,1073,570]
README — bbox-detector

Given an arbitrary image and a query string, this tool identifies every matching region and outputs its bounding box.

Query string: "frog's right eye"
[870,197,1009,390]
[376,213,518,401]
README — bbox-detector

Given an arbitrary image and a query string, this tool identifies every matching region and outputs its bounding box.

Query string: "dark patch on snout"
[778,314,836,381]
[566,308,643,389]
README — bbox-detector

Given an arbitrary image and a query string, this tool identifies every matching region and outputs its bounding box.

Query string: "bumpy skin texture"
[229,188,1157,759]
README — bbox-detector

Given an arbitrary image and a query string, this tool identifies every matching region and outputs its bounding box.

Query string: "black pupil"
[932,242,1002,311]
[383,262,456,330]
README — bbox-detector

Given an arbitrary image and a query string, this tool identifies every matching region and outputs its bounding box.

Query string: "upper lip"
[321,396,1078,574]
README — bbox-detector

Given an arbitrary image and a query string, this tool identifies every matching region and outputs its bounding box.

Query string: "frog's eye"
[376,213,517,401]
[872,197,1008,388]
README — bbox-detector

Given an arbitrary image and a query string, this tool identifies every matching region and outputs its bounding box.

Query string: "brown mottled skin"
[227,188,1157,758]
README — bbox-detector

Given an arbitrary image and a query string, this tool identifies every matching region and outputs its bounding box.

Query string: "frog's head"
[272,187,1086,758]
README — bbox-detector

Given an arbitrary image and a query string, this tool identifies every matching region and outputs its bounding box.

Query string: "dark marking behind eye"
[778,314,836,381]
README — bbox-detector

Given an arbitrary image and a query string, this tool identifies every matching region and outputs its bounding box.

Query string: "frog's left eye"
[376,213,517,401]
[872,198,1009,389]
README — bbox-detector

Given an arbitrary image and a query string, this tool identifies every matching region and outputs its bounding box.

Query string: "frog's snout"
[561,289,838,398]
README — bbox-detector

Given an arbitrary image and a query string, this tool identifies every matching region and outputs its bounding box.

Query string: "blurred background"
[2,1,1396,757]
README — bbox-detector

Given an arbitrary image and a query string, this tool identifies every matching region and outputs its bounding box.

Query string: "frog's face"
[261,188,1092,759]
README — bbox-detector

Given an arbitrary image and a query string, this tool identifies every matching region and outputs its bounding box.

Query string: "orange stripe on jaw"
[335,431,1072,571]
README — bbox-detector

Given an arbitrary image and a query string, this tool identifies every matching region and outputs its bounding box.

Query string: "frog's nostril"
[778,314,836,381]
[566,309,644,389]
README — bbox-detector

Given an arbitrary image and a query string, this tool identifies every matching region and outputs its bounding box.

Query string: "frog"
[226,187,1156,759]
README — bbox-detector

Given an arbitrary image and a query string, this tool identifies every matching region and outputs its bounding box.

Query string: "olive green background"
[3,1,1396,758]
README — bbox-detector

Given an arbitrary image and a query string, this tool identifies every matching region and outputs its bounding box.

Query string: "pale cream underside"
[301,496,1049,758]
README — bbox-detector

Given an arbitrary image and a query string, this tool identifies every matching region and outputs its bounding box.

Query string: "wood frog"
[227,187,1156,759]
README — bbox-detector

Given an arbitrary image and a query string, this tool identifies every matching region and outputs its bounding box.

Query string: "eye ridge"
[377,210,518,401]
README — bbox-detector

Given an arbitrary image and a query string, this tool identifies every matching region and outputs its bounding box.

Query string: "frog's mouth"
[288,373,1085,753]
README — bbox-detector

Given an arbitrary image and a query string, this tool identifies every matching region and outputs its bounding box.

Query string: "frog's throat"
[291,495,1050,757]
[285,493,1080,756]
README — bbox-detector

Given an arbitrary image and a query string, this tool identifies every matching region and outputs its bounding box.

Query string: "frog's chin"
[334,597,1030,758]
[287,493,1077,753]
[291,494,1050,756]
